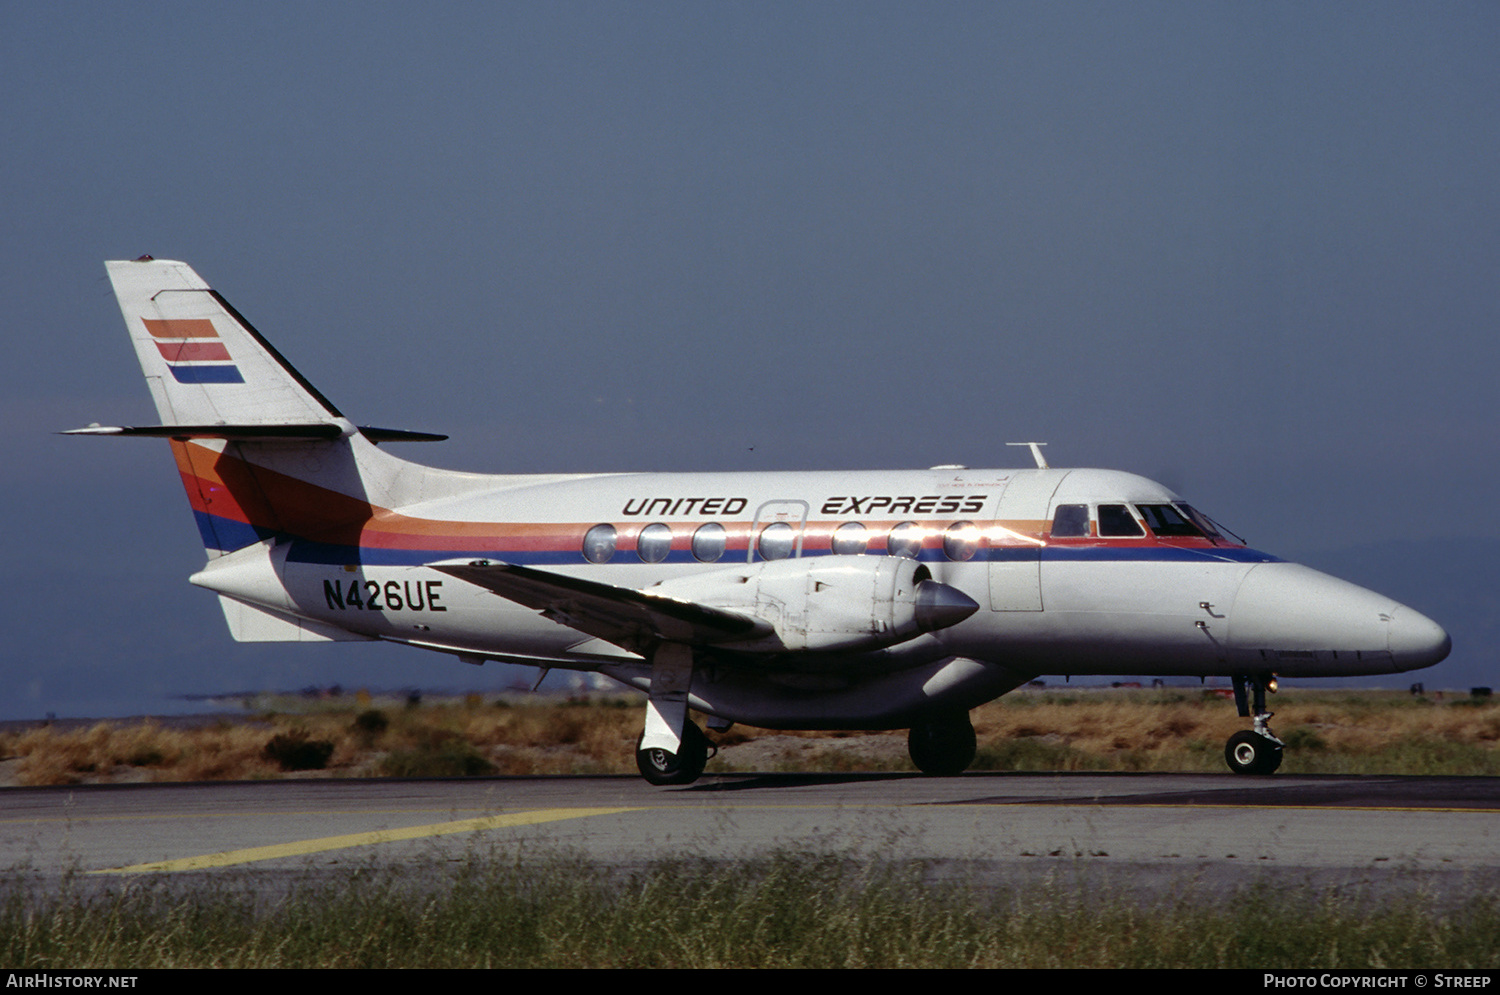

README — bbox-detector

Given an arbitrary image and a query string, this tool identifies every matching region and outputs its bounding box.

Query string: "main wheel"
[907,711,977,776]
[1224,730,1283,775]
[635,721,710,786]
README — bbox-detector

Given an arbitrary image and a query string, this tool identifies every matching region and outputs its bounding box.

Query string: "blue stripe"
[287,542,584,567]
[170,365,245,384]
[1038,546,1280,564]
[195,511,277,553]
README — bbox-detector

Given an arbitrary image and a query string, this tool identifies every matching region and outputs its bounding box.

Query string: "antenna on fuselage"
[1006,442,1049,469]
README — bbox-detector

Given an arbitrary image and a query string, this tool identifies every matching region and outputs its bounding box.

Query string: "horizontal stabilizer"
[432,560,769,654]
[63,424,446,442]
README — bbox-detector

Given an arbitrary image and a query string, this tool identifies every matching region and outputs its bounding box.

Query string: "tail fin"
[74,258,447,560]
[104,257,347,430]
[77,259,469,643]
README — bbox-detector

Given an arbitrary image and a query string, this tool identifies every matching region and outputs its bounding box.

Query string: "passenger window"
[830,522,868,555]
[582,524,618,563]
[1097,504,1144,537]
[758,522,796,560]
[637,523,673,563]
[887,521,924,559]
[942,521,980,561]
[1050,504,1089,538]
[1136,504,1203,537]
[691,523,727,562]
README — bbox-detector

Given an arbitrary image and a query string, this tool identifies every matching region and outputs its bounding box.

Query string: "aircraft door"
[749,500,809,562]
[988,471,1063,611]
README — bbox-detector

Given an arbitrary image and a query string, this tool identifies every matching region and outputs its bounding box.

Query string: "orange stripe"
[143,318,218,339]
[174,442,1060,548]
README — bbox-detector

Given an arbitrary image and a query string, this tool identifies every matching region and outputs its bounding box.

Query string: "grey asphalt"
[2,773,1496,900]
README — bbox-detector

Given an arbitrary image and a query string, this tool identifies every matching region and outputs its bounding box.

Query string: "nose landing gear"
[1225,673,1283,775]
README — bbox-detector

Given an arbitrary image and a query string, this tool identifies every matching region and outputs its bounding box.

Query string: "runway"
[2,772,1496,897]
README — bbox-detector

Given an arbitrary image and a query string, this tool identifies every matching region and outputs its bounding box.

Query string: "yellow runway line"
[91,807,640,874]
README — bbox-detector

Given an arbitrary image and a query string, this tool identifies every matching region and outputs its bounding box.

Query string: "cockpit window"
[1050,504,1089,538]
[1136,504,1203,537]
[1179,505,1227,541]
[1097,504,1144,537]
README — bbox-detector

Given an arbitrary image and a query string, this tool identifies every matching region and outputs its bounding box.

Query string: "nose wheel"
[908,711,977,776]
[1225,674,1284,775]
[1225,729,1283,775]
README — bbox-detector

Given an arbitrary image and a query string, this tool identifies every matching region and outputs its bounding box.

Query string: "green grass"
[1284,738,1500,776]
[973,737,1110,772]
[5,853,1498,968]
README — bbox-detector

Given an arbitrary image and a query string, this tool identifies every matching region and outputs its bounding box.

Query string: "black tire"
[908,711,977,776]
[1224,730,1283,775]
[635,721,709,786]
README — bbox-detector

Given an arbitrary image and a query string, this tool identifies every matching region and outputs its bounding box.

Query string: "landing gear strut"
[635,642,715,786]
[908,710,977,776]
[1225,674,1283,775]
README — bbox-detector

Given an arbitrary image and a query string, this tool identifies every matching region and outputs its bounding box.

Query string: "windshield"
[1179,504,1239,543]
[1136,504,1202,537]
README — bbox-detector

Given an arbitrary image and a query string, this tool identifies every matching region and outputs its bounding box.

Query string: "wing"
[430,560,770,655]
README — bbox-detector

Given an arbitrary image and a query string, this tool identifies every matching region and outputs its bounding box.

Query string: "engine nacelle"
[650,556,979,654]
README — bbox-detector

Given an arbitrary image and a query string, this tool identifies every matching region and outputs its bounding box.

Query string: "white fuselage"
[189,454,1449,728]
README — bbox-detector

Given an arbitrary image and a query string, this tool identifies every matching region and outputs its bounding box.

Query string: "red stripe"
[156,341,232,362]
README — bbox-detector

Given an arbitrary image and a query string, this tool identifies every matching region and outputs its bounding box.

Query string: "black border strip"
[207,288,346,418]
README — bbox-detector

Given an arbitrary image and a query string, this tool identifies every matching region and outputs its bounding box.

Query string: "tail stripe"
[155,341,232,362]
[170,365,245,384]
[143,318,218,338]
[143,314,246,382]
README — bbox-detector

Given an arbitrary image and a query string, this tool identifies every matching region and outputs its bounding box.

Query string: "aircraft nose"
[1386,605,1451,671]
[1227,562,1449,675]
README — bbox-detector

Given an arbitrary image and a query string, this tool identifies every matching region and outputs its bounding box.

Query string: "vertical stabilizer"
[79,259,474,570]
[104,258,346,430]
[90,259,400,560]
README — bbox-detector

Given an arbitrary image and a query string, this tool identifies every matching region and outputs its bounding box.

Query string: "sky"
[3,2,1496,719]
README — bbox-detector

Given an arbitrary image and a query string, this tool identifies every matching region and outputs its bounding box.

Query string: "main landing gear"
[634,642,714,786]
[636,721,713,786]
[1225,673,1284,775]
[908,710,977,776]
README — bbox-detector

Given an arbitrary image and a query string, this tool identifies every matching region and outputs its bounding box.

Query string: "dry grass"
[969,688,1500,775]
[2,719,284,785]
[0,695,650,786]
[0,687,1495,786]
